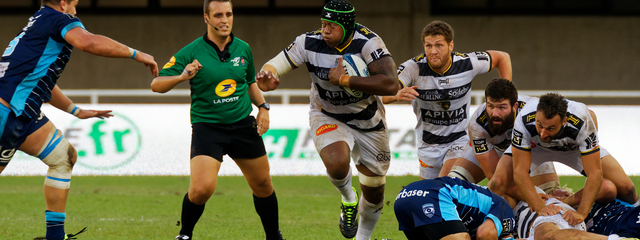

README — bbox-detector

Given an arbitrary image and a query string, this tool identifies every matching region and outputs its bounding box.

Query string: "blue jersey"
[586,201,640,237]
[0,5,85,118]
[394,177,515,237]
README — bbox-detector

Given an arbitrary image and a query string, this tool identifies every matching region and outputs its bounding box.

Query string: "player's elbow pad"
[261,51,293,79]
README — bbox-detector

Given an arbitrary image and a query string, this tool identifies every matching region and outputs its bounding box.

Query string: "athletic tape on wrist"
[65,103,80,117]
[339,74,351,88]
[131,49,137,59]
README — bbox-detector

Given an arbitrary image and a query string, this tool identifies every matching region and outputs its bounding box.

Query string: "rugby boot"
[339,187,359,239]
[34,227,87,240]
[175,234,191,240]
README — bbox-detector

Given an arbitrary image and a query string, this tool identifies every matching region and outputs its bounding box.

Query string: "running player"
[255,1,398,239]
[489,93,638,227]
[394,176,515,240]
[152,1,284,239]
[447,79,559,191]
[0,0,157,239]
[382,20,512,180]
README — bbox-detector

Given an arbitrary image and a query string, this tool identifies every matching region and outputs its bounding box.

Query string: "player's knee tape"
[359,173,385,187]
[448,165,476,183]
[38,129,74,189]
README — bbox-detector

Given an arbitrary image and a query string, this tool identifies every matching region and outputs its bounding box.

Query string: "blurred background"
[2,0,640,105]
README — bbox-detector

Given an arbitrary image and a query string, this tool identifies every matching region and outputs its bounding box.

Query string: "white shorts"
[527,214,586,240]
[418,135,468,179]
[310,115,391,176]
[505,145,611,174]
[461,146,557,177]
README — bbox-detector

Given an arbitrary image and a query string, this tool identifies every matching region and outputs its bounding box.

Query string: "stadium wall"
[2,104,638,176]
[1,1,640,103]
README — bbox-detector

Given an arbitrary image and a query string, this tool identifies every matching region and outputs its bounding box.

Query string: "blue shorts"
[0,104,49,166]
[394,177,515,237]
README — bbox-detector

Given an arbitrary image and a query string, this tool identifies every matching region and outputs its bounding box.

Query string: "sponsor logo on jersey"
[316,124,337,136]
[285,41,296,51]
[231,57,241,66]
[395,188,430,200]
[423,203,435,218]
[416,82,472,101]
[585,132,598,149]
[512,129,523,146]
[525,113,536,123]
[438,78,450,86]
[502,218,515,235]
[473,139,488,153]
[397,64,406,75]
[316,83,369,106]
[477,110,488,125]
[419,159,433,168]
[371,48,385,61]
[215,79,237,97]
[163,56,176,69]
[0,147,16,165]
[475,51,489,61]
[440,101,451,110]
[566,113,584,129]
[420,104,467,126]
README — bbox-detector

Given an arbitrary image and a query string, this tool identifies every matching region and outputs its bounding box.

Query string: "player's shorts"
[527,214,586,240]
[460,146,556,178]
[191,115,266,162]
[310,114,390,176]
[394,178,514,237]
[0,105,49,167]
[418,135,468,179]
[504,145,610,174]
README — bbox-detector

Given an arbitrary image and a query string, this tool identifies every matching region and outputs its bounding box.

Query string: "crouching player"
[394,176,515,240]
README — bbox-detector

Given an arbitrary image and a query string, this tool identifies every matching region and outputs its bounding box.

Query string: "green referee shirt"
[160,33,255,124]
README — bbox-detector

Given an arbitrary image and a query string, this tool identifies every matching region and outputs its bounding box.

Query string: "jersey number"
[3,32,25,57]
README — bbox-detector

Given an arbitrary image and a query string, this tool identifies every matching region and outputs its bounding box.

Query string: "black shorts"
[190,116,266,162]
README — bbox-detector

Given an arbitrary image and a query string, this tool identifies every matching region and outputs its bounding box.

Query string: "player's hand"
[536,203,563,216]
[395,86,419,102]
[256,71,280,91]
[328,56,346,86]
[76,109,113,119]
[181,59,203,80]
[255,108,270,136]
[538,193,550,201]
[134,51,159,77]
[562,209,585,226]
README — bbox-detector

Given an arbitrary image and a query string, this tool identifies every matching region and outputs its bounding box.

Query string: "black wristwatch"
[258,102,270,110]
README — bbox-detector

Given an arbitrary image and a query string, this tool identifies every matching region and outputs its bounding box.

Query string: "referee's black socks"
[180,193,205,237]
[253,191,282,240]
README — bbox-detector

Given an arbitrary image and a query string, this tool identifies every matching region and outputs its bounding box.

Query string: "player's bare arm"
[569,151,603,225]
[475,150,500,180]
[64,27,158,77]
[248,82,270,136]
[329,55,398,95]
[486,50,512,81]
[513,147,562,216]
[151,59,202,93]
[49,85,113,119]
[382,85,418,104]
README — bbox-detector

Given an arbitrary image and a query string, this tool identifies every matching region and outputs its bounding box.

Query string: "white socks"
[355,196,384,240]
[327,168,357,203]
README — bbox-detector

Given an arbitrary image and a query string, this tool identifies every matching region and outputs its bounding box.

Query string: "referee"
[151,0,284,239]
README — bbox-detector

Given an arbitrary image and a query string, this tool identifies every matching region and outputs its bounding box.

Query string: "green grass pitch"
[0,175,636,239]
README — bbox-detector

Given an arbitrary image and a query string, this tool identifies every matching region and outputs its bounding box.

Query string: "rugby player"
[152,1,284,239]
[381,20,512,180]
[255,0,398,239]
[447,79,559,192]
[0,0,158,239]
[488,93,639,227]
[394,176,515,240]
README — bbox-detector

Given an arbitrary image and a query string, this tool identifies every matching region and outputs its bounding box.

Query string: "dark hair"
[537,93,568,120]
[422,20,454,43]
[42,0,63,5]
[204,0,231,15]
[485,79,517,106]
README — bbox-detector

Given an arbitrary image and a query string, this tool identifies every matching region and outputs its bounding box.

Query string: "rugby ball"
[341,54,369,98]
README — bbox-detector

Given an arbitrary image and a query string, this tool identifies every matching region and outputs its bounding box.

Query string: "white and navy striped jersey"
[398,51,492,145]
[282,24,391,131]
[468,95,536,156]
[511,99,599,156]
[513,197,577,239]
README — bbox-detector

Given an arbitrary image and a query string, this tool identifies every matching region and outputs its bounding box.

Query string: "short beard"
[488,111,515,135]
